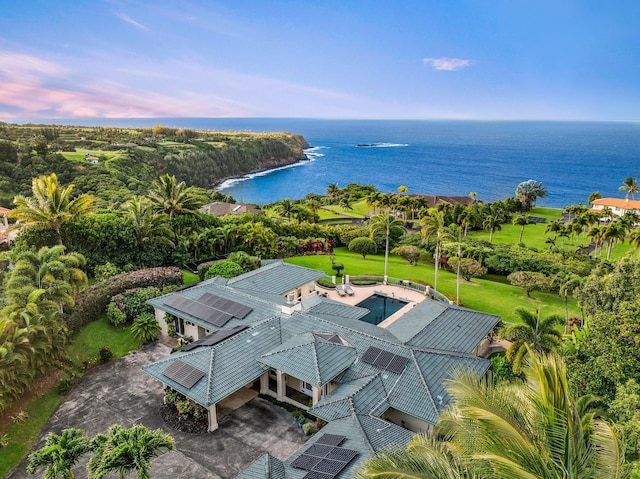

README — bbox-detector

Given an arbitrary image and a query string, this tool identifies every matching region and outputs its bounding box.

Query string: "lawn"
[0,316,141,476]
[183,269,200,285]
[60,149,127,163]
[66,316,141,368]
[0,390,63,478]
[286,247,579,324]
[469,207,636,260]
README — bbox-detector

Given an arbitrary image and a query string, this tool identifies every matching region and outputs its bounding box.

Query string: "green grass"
[0,389,64,478]
[60,149,127,163]
[67,316,141,368]
[469,207,637,260]
[0,316,143,475]
[182,270,200,285]
[286,247,579,324]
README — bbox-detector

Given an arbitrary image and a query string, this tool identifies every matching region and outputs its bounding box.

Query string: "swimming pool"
[356,294,408,325]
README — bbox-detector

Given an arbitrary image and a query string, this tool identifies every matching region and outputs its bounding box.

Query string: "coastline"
[212,146,323,194]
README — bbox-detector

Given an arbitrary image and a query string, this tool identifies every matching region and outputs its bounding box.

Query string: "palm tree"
[358,353,628,479]
[500,308,563,372]
[446,224,464,305]
[122,197,174,266]
[587,225,605,257]
[275,198,295,222]
[515,179,547,211]
[619,177,639,200]
[326,183,341,204]
[482,214,502,243]
[27,428,92,479]
[5,245,87,314]
[512,214,531,244]
[146,174,203,219]
[603,221,626,260]
[421,210,453,292]
[368,212,406,284]
[544,218,564,242]
[88,424,174,479]
[356,433,473,479]
[630,227,640,254]
[9,173,95,245]
[558,274,583,332]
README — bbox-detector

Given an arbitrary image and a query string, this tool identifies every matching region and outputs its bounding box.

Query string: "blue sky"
[1,0,639,120]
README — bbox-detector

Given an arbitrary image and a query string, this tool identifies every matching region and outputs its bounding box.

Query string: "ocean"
[38,118,640,208]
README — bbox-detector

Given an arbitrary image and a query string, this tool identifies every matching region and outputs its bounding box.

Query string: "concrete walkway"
[9,343,306,479]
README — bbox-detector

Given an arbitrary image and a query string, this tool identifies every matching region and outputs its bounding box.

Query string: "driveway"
[9,343,306,479]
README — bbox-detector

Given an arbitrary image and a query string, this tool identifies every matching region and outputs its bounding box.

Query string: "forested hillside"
[0,123,308,207]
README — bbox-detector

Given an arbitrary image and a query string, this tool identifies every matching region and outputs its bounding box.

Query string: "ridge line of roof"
[206,349,216,405]
[349,403,376,455]
[315,375,378,409]
[311,335,322,386]
[408,349,439,415]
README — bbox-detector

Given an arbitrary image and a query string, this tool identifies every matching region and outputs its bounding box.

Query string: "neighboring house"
[590,197,640,217]
[200,202,263,216]
[143,260,499,478]
[0,207,12,243]
[85,154,100,164]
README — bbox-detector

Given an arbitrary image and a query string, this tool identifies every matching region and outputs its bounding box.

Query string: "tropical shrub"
[94,262,122,281]
[391,245,422,266]
[111,286,161,323]
[131,312,161,343]
[99,346,113,362]
[348,237,377,259]
[227,251,261,271]
[204,260,245,279]
[447,257,487,281]
[106,301,128,326]
[66,267,182,333]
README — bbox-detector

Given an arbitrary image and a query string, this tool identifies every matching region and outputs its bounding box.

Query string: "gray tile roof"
[309,375,388,421]
[386,300,500,354]
[304,297,370,321]
[283,414,412,478]
[143,318,280,406]
[259,332,357,388]
[148,280,280,333]
[227,260,324,295]
[235,453,285,479]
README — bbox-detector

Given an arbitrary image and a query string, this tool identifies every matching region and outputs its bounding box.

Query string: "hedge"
[65,267,183,333]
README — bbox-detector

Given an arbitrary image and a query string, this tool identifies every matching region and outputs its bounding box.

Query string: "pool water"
[356,294,408,325]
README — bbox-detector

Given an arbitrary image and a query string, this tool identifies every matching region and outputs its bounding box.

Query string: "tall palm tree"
[275,198,295,222]
[365,191,382,216]
[558,274,583,331]
[368,212,406,284]
[544,218,564,242]
[603,221,626,260]
[326,183,341,204]
[358,353,628,479]
[88,424,174,479]
[619,177,639,200]
[146,174,203,219]
[5,245,87,314]
[512,214,531,244]
[630,227,640,254]
[500,307,563,372]
[27,428,92,479]
[421,210,453,292]
[9,173,95,245]
[122,197,174,267]
[446,224,464,305]
[482,214,502,243]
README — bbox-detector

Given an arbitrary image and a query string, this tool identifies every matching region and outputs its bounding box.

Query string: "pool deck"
[320,283,427,329]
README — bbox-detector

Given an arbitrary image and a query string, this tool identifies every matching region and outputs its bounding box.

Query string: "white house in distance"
[590,197,640,217]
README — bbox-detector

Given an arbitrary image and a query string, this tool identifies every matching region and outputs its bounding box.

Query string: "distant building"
[200,202,262,217]
[85,154,100,164]
[590,197,640,217]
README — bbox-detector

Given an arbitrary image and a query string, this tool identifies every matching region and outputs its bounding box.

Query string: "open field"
[285,247,579,324]
[60,149,128,163]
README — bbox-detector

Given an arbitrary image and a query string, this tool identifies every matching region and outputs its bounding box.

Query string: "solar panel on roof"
[162,359,205,389]
[387,355,410,374]
[325,448,358,461]
[210,312,234,327]
[305,444,334,457]
[362,346,409,375]
[302,472,333,479]
[361,346,382,364]
[315,434,345,446]
[374,350,395,369]
[180,325,249,351]
[314,459,344,474]
[291,454,323,470]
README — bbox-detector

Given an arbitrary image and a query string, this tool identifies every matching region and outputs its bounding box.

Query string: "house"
[590,197,640,217]
[200,202,263,217]
[143,261,499,478]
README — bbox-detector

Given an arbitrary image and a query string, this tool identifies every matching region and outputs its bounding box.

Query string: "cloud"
[114,13,148,31]
[423,57,470,71]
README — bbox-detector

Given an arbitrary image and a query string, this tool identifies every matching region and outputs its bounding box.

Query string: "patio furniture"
[335,284,347,296]
[344,283,355,296]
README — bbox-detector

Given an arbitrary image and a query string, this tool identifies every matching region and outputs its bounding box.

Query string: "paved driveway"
[10,343,306,479]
